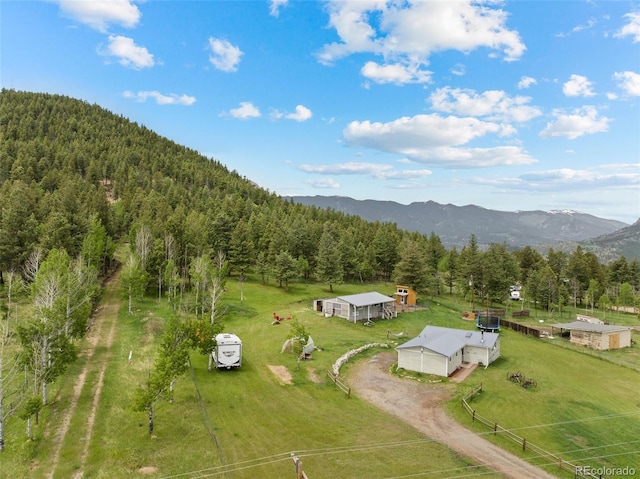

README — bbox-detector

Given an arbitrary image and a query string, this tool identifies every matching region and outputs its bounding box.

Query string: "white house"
[315,292,396,323]
[396,325,500,377]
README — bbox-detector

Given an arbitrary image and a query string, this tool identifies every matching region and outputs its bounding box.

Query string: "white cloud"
[299,161,432,180]
[269,0,288,17]
[613,71,640,96]
[572,18,597,33]
[343,114,536,167]
[346,115,497,148]
[56,0,140,32]
[469,165,640,200]
[300,162,392,176]
[318,1,525,85]
[562,74,595,97]
[380,169,432,180]
[272,105,313,121]
[104,35,154,69]
[539,106,611,140]
[615,11,640,42]
[208,37,243,72]
[518,166,640,190]
[286,105,313,122]
[556,18,597,37]
[451,64,465,76]
[228,102,261,119]
[517,76,537,89]
[306,178,340,189]
[429,87,542,123]
[123,90,196,105]
[361,61,432,85]
[386,182,430,190]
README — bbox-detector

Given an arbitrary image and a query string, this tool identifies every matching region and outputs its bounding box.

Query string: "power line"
[157,409,640,479]
[498,410,640,433]
[157,436,640,479]
[380,449,640,479]
[158,453,294,479]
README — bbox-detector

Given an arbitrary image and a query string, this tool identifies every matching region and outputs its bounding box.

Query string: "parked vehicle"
[212,333,242,369]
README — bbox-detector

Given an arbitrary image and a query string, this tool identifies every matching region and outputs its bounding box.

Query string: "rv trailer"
[212,333,242,369]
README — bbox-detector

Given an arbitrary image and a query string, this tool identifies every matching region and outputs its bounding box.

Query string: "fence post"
[494,423,498,435]
[472,410,476,422]
[522,438,526,451]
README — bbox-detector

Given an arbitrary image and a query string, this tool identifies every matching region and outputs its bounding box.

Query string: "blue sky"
[2,0,639,224]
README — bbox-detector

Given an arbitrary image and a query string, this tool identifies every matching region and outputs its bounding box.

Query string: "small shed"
[551,321,632,350]
[394,285,417,307]
[396,326,500,377]
[317,292,395,323]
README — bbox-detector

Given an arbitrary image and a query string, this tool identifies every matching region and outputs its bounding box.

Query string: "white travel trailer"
[212,333,242,369]
[509,284,522,301]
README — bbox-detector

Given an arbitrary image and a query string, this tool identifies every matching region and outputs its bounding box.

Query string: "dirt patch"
[349,352,556,479]
[307,367,322,384]
[571,435,589,447]
[138,466,158,475]
[267,365,293,385]
[142,316,162,343]
[47,269,120,479]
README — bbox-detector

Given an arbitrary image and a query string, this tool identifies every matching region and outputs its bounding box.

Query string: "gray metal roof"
[396,325,499,357]
[337,292,395,307]
[551,321,632,333]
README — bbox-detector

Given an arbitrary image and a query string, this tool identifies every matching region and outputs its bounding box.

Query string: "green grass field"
[2,274,639,479]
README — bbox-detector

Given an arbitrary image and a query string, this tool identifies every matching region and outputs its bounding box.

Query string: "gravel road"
[348,352,558,479]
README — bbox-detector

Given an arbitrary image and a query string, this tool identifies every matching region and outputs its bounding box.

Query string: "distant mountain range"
[291,196,637,258]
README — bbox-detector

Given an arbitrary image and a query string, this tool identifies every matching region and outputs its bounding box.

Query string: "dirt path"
[349,352,557,479]
[46,269,120,479]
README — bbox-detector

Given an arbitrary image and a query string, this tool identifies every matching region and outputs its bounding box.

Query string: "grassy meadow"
[1,272,639,479]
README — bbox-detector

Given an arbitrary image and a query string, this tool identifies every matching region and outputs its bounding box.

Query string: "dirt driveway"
[349,352,557,479]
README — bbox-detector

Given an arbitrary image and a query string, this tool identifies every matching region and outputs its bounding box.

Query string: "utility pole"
[470,275,474,310]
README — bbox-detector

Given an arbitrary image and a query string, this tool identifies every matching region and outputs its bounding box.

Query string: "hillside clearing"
[4,274,638,478]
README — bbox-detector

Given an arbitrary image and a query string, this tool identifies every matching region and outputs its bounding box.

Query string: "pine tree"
[274,251,296,292]
[393,237,429,292]
[315,224,343,293]
[120,253,148,315]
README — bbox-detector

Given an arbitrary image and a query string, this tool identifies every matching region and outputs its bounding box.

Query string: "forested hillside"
[0,89,397,283]
[582,219,640,262]
[1,89,639,308]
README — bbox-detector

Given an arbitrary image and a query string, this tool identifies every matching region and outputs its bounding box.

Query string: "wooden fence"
[461,385,600,479]
[500,319,544,337]
[326,371,351,397]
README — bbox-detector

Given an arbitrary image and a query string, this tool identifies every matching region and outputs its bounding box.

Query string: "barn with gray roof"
[315,292,396,323]
[551,321,632,350]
